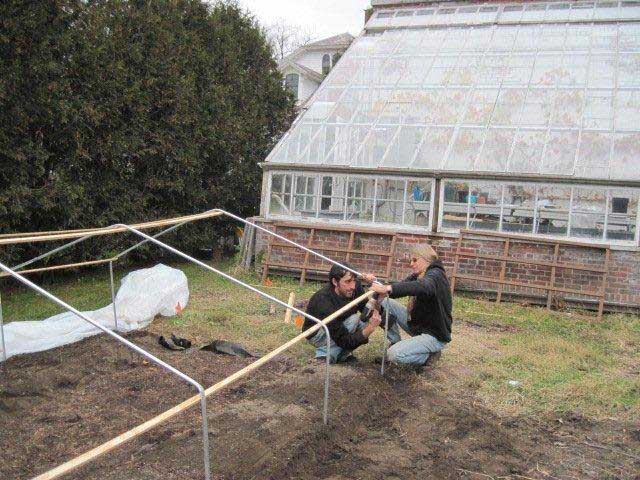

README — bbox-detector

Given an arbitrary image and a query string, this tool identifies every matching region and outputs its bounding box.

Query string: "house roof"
[283,33,355,65]
[278,58,325,83]
[304,33,355,50]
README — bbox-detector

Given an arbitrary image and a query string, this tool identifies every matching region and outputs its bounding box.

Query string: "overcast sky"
[236,0,372,40]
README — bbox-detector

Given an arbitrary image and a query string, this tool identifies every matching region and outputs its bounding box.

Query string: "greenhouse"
[261,0,640,247]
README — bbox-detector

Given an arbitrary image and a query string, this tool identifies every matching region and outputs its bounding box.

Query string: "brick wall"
[252,219,640,313]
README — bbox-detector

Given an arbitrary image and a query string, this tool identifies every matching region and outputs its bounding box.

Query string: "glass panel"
[564,26,592,52]
[491,89,526,126]
[504,54,534,85]
[463,89,499,126]
[424,56,457,86]
[382,126,423,168]
[475,128,515,172]
[467,182,501,231]
[531,55,562,86]
[538,26,566,51]
[583,90,613,129]
[413,127,454,169]
[611,132,640,181]
[509,130,545,174]
[535,185,571,236]
[442,180,469,231]
[545,2,571,21]
[588,55,616,88]
[557,55,588,87]
[319,175,346,220]
[355,126,398,168]
[550,90,584,127]
[293,175,317,217]
[447,128,484,171]
[542,130,579,176]
[615,91,640,131]
[575,131,612,179]
[502,184,536,234]
[570,187,606,240]
[619,23,640,51]
[519,90,553,127]
[607,188,639,242]
[432,89,469,125]
[591,24,618,52]
[346,177,375,223]
[375,178,405,224]
[269,173,292,215]
[404,180,432,227]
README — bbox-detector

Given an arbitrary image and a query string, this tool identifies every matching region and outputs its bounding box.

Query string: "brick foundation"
[251,218,640,313]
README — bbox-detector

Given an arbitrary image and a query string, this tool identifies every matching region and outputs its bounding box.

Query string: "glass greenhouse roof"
[266,1,640,182]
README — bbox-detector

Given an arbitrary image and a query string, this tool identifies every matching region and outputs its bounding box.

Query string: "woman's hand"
[369,282,391,297]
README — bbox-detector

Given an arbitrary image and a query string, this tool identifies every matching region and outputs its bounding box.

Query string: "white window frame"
[266,170,436,231]
[438,177,640,246]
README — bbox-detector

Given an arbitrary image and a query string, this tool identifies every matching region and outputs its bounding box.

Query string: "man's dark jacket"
[303,281,369,350]
[389,260,452,343]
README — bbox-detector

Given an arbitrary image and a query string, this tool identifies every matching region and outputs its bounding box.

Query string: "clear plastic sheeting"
[267,17,640,182]
[0,264,189,361]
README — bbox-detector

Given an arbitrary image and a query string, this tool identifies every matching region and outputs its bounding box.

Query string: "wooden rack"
[261,222,397,285]
[451,229,611,319]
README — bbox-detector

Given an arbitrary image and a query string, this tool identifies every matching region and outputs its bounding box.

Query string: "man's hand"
[360,273,377,284]
[362,309,382,338]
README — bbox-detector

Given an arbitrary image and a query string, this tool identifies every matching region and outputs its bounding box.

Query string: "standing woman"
[364,244,452,366]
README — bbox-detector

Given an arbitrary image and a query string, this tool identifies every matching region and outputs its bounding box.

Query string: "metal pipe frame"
[1,210,394,375]
[0,291,6,363]
[110,224,335,424]
[0,261,212,480]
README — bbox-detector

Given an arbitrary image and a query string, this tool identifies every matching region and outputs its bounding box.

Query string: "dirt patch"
[1,332,638,480]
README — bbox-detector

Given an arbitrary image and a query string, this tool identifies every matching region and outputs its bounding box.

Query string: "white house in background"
[279,33,354,106]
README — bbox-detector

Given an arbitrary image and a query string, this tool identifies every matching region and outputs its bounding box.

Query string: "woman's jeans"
[382,298,446,366]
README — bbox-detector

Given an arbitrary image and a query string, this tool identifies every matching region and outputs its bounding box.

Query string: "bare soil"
[1,332,638,480]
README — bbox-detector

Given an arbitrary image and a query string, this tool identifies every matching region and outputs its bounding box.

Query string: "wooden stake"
[284,292,296,324]
[31,290,375,480]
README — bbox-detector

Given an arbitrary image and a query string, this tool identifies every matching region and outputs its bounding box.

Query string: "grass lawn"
[2,258,639,421]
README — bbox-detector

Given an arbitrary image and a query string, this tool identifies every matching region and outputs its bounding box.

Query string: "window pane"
[376,179,405,224]
[607,188,639,242]
[346,177,375,223]
[442,181,469,231]
[509,130,545,174]
[293,175,317,218]
[535,186,571,236]
[319,175,345,220]
[322,54,331,75]
[269,173,292,215]
[405,180,432,227]
[502,184,536,234]
[285,74,299,100]
[570,187,606,240]
[467,183,501,231]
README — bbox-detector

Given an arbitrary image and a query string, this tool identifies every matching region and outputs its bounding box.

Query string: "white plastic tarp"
[1,264,189,361]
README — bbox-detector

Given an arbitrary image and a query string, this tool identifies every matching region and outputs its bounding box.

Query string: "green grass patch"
[2,259,638,420]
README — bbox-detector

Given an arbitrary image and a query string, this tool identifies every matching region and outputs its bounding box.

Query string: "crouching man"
[363,244,452,367]
[304,264,393,364]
